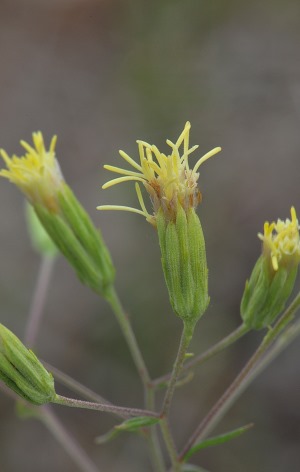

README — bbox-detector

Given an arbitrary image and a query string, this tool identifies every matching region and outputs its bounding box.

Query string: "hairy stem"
[161,322,194,417]
[53,394,158,418]
[179,292,300,461]
[153,323,249,389]
[43,361,128,418]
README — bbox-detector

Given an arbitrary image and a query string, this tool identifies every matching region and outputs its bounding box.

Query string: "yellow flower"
[98,122,221,224]
[0,132,63,212]
[258,207,300,271]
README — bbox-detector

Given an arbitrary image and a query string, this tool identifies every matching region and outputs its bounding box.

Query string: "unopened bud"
[0,324,56,405]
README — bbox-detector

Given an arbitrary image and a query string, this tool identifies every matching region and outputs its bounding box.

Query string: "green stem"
[179,292,300,461]
[24,256,55,348]
[145,388,166,472]
[106,287,166,471]
[160,322,194,417]
[45,363,165,469]
[153,323,248,389]
[246,317,300,384]
[160,417,181,472]
[43,361,128,418]
[106,286,151,389]
[0,385,99,472]
[53,394,158,418]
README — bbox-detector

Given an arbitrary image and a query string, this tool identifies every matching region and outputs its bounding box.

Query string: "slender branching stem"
[43,361,129,418]
[243,317,300,386]
[106,286,166,471]
[24,255,56,348]
[157,323,195,471]
[106,286,151,389]
[53,394,159,418]
[145,388,167,472]
[160,416,181,472]
[0,386,99,472]
[160,322,194,417]
[153,323,249,389]
[45,363,166,469]
[179,292,300,461]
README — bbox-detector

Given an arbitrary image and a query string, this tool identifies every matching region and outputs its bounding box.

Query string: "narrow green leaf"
[183,423,254,461]
[95,416,160,445]
[95,428,121,445]
[115,416,160,432]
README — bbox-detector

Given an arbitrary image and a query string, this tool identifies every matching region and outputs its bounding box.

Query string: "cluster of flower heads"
[0,125,299,275]
[0,132,63,212]
[98,122,221,224]
[258,207,300,271]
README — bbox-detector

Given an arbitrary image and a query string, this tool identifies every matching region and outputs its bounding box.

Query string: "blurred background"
[0,0,300,471]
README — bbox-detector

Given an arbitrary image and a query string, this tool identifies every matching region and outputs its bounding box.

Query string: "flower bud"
[0,324,56,405]
[0,132,115,297]
[241,207,300,330]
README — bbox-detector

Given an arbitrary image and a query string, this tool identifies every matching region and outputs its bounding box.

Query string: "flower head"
[98,122,221,224]
[0,132,63,212]
[258,207,300,271]
[241,207,300,330]
[0,132,115,295]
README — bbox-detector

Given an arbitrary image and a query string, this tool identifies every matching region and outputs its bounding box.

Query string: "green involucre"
[0,324,56,405]
[33,183,115,297]
[241,256,298,330]
[157,205,209,324]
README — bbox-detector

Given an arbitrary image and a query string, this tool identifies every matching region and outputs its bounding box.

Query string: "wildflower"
[0,324,56,405]
[258,206,300,272]
[0,133,114,297]
[98,123,221,326]
[0,132,63,213]
[241,207,300,329]
[98,121,221,225]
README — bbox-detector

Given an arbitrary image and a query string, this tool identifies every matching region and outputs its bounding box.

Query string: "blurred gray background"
[0,0,300,471]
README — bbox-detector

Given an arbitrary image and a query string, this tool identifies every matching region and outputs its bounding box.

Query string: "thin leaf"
[95,428,120,445]
[95,416,160,445]
[184,423,254,461]
[115,416,160,432]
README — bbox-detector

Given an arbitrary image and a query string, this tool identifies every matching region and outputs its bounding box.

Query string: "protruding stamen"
[193,147,222,174]
[135,183,151,219]
[20,140,39,158]
[119,150,142,171]
[102,175,145,189]
[104,164,143,178]
[97,204,147,218]
[50,135,58,153]
[175,121,190,148]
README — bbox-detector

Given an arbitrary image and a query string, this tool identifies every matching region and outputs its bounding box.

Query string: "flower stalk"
[179,290,300,461]
[53,394,159,418]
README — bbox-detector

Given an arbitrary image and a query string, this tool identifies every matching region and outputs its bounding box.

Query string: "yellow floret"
[98,122,221,224]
